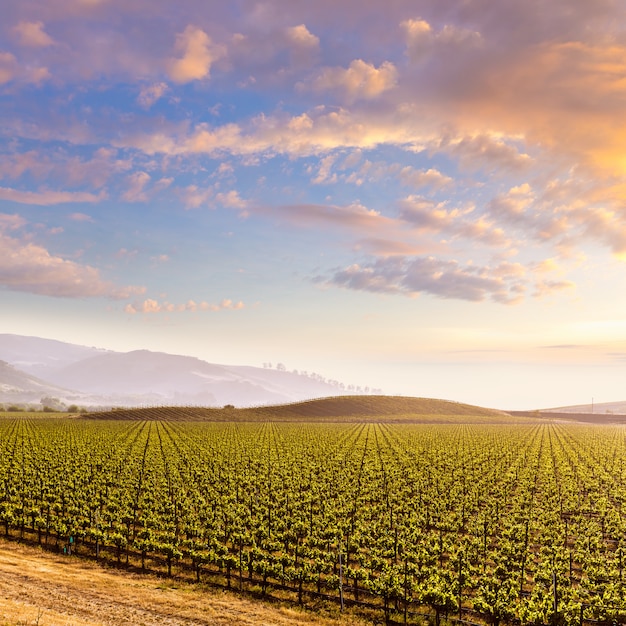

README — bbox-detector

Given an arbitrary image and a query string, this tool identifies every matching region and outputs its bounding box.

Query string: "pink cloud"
[440,135,532,173]
[67,212,94,222]
[0,53,18,84]
[122,171,150,202]
[0,51,49,85]
[353,238,435,257]
[261,202,396,232]
[0,187,104,205]
[0,230,142,300]
[0,213,26,230]
[180,184,213,209]
[0,149,131,189]
[137,82,168,108]
[215,190,247,209]
[13,21,55,47]
[328,256,526,304]
[116,106,439,158]
[402,18,483,63]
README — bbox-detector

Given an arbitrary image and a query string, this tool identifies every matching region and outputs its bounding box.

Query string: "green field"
[0,411,624,625]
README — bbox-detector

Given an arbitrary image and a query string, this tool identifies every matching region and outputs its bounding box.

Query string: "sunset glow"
[2,1,626,409]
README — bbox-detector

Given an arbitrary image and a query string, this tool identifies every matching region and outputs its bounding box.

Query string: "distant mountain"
[0,360,74,405]
[0,334,107,379]
[0,334,371,408]
[44,349,329,407]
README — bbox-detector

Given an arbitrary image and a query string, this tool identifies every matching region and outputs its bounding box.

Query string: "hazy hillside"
[0,335,374,408]
[0,360,73,405]
[0,334,107,379]
[46,350,295,406]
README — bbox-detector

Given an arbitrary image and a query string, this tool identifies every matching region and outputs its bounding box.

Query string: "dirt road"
[0,540,362,626]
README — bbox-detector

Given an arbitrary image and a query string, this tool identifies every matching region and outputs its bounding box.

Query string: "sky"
[3,0,626,410]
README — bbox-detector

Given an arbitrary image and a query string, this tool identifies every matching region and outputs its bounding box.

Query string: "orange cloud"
[444,39,626,177]
[305,59,397,103]
[285,24,319,49]
[125,298,244,314]
[167,25,224,83]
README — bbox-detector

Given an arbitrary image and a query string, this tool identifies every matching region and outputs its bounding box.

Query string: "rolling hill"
[85,395,511,422]
[541,400,626,415]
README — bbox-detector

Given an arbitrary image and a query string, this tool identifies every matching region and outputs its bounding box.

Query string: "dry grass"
[0,540,369,626]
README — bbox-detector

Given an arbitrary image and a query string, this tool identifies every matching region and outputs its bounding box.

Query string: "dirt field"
[0,540,367,626]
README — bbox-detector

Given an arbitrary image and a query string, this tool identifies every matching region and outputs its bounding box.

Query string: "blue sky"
[3,0,626,409]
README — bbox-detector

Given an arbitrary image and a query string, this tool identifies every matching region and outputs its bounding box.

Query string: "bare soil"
[0,540,366,626]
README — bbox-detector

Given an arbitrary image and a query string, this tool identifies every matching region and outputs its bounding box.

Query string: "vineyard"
[1,414,625,625]
[83,395,513,422]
